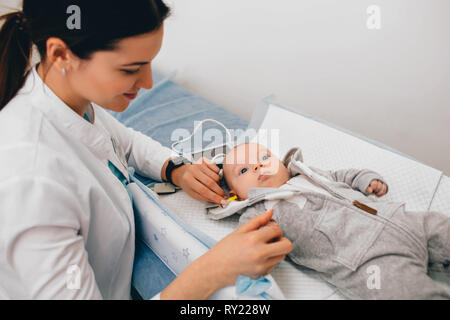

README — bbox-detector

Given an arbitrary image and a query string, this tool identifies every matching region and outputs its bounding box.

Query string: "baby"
[222,142,450,299]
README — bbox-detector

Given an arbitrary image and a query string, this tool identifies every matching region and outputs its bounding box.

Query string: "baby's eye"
[240,168,248,175]
[262,154,270,161]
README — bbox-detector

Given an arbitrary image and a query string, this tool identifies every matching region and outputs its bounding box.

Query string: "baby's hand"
[366,179,388,197]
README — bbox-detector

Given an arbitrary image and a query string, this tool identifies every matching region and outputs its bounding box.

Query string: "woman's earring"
[62,68,67,77]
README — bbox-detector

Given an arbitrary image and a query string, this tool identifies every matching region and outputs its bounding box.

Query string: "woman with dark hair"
[0,1,292,299]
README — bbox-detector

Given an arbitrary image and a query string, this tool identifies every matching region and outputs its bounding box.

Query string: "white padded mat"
[429,175,450,217]
[252,104,443,212]
[157,103,448,299]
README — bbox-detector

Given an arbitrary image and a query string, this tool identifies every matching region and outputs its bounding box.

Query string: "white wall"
[156,0,450,175]
[2,0,449,175]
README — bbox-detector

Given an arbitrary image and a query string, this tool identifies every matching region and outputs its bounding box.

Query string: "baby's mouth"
[258,174,271,181]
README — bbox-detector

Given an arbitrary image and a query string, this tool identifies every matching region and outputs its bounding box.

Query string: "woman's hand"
[160,208,293,299]
[171,157,227,205]
[205,208,293,286]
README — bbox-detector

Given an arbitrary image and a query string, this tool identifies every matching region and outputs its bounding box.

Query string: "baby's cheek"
[237,182,251,199]
[274,166,290,184]
[263,161,279,175]
[236,177,258,199]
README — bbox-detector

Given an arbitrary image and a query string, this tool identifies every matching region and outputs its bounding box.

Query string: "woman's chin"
[101,99,131,113]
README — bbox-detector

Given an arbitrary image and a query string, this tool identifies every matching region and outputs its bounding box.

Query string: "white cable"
[211,153,225,163]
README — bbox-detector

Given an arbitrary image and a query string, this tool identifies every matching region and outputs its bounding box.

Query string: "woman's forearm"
[159,251,230,300]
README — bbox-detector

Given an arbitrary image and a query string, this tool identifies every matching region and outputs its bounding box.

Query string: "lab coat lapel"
[27,67,110,161]
[25,66,132,212]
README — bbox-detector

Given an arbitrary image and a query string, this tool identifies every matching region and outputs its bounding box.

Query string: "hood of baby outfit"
[283,147,304,176]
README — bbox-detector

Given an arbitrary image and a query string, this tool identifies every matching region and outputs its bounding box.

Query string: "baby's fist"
[366,179,388,197]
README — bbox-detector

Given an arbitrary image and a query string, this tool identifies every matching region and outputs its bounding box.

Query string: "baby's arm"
[311,167,388,196]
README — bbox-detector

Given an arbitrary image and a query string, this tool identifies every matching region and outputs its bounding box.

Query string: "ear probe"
[220,195,237,208]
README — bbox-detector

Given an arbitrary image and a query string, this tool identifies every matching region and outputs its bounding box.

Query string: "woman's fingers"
[260,236,293,256]
[200,157,221,174]
[195,157,220,175]
[196,167,224,195]
[248,254,288,279]
[178,163,225,203]
[199,163,221,183]
[256,222,284,243]
[237,209,274,233]
[210,209,292,282]
[189,175,225,204]
[190,159,225,198]
[195,157,221,182]
[258,240,292,277]
[194,170,226,198]
[187,187,213,203]
[265,253,287,269]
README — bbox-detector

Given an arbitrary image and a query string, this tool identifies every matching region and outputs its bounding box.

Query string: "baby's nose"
[253,163,263,172]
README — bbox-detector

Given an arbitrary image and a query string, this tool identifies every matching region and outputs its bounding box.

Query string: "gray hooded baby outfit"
[238,148,450,299]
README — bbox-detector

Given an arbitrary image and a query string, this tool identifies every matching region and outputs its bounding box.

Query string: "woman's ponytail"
[0,11,32,110]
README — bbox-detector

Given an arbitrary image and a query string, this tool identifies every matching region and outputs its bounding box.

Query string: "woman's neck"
[36,63,90,117]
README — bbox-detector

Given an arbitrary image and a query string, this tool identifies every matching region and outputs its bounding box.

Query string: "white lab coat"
[0,66,175,299]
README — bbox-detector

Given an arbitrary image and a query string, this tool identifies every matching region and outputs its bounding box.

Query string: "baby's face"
[223,143,290,200]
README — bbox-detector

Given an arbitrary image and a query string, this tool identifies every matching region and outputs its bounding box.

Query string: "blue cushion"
[131,238,176,299]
